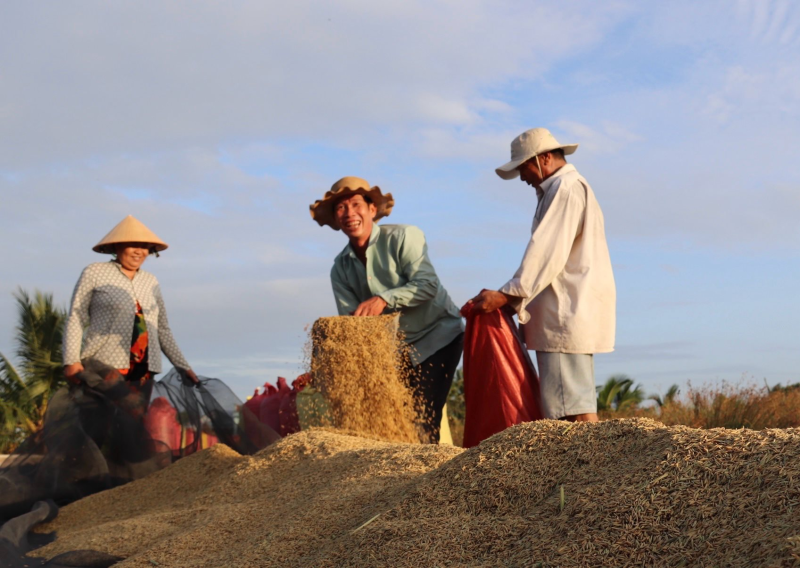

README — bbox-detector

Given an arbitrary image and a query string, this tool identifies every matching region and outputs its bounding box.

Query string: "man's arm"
[331,264,362,316]
[499,182,585,322]
[376,226,439,309]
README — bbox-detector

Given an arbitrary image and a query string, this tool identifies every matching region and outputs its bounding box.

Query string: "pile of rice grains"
[306,315,420,444]
[29,317,800,566]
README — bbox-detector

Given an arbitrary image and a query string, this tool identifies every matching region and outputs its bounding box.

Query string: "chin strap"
[535,155,543,179]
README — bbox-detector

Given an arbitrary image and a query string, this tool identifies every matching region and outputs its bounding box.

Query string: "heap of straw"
[33,419,800,567]
[308,315,419,444]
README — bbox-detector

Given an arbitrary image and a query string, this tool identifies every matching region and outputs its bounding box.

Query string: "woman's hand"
[185,368,200,385]
[64,362,85,384]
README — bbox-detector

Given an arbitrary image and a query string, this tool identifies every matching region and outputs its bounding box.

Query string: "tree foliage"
[0,288,67,452]
[596,374,645,412]
[649,384,680,408]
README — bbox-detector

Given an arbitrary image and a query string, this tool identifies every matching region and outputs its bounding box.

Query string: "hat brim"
[92,215,169,254]
[495,158,526,180]
[495,143,579,180]
[93,242,168,254]
[309,186,395,230]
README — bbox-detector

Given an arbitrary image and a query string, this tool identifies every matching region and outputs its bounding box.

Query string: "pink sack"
[144,396,181,453]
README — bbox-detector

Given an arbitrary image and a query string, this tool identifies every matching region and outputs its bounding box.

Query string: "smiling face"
[114,242,151,272]
[334,193,377,246]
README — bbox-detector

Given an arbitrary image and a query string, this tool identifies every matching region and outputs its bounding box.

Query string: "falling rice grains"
[309,315,420,444]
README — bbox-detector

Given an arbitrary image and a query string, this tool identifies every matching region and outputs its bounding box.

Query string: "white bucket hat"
[495,127,578,180]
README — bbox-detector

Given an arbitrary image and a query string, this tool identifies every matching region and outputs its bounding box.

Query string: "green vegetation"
[0,288,67,452]
[596,374,645,412]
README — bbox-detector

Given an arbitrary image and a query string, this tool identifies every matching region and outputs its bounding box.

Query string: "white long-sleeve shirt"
[500,164,616,354]
[63,261,190,373]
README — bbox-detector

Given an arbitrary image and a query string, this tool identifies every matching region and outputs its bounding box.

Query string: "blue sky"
[1,0,799,399]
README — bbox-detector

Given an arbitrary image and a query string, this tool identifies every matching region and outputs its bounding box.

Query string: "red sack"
[243,383,277,417]
[278,374,311,436]
[243,383,274,444]
[259,377,292,433]
[460,302,543,448]
[144,396,181,452]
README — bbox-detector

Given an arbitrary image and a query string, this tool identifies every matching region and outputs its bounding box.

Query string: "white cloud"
[554,120,643,155]
[0,1,633,168]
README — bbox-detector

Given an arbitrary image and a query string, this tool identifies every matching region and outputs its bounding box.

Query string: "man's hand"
[352,296,388,317]
[64,362,85,384]
[462,290,510,314]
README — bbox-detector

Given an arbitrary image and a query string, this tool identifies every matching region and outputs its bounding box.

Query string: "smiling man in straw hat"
[310,176,464,443]
[464,128,616,423]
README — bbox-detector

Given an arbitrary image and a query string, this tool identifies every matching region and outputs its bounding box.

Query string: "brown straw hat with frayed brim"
[93,215,169,254]
[309,176,395,230]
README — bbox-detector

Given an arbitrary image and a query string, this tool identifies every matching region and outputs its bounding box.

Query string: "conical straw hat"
[93,215,169,254]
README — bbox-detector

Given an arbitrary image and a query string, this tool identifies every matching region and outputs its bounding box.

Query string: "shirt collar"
[109,259,139,278]
[538,163,576,196]
[345,222,381,258]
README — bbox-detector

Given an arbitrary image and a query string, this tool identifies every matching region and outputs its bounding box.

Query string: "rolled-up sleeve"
[500,185,585,324]
[331,264,361,316]
[63,267,95,365]
[155,285,191,370]
[376,226,439,309]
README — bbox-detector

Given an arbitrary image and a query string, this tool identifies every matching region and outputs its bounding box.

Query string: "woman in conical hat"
[62,215,198,387]
[0,216,279,522]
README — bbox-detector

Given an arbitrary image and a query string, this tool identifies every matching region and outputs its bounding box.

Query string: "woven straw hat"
[93,215,168,254]
[495,127,578,180]
[309,176,394,230]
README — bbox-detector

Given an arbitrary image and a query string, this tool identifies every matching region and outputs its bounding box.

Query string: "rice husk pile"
[33,419,800,567]
[33,428,461,567]
[308,315,419,444]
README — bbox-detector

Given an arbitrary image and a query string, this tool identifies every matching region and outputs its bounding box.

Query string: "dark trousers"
[409,332,464,443]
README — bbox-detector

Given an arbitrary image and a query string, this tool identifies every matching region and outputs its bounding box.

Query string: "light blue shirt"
[330,224,464,365]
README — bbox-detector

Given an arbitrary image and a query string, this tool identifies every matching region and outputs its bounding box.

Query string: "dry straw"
[33,418,800,567]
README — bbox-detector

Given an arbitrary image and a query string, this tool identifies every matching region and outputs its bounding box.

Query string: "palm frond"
[0,288,68,451]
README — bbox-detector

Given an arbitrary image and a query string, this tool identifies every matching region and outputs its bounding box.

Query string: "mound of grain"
[309,315,419,443]
[33,419,800,567]
[35,428,462,567]
[336,419,800,567]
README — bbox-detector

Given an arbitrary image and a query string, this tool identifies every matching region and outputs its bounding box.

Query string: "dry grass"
[603,382,800,430]
[32,419,800,567]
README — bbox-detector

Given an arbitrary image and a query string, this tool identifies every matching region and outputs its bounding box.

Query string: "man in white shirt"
[464,127,616,422]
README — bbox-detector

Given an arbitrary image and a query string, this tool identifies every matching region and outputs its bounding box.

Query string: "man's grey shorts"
[535,352,597,419]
